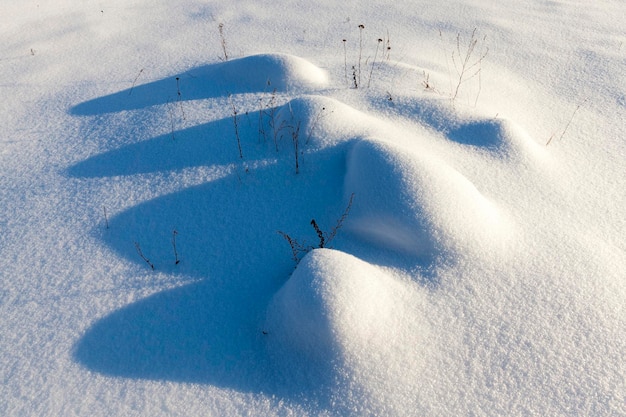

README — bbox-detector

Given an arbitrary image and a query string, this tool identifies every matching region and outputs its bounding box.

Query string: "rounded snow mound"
[272,95,377,150]
[264,249,432,413]
[344,139,512,260]
[211,53,329,91]
[265,248,409,366]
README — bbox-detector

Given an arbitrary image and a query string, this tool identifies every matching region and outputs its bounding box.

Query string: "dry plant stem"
[134,242,154,270]
[546,98,587,146]
[342,39,348,85]
[422,71,431,90]
[474,58,483,107]
[230,99,243,159]
[172,230,180,265]
[292,121,301,174]
[451,28,488,103]
[326,192,354,243]
[167,99,176,140]
[128,68,144,96]
[310,219,325,248]
[439,29,453,95]
[368,39,382,88]
[385,29,391,60]
[257,98,266,143]
[278,193,355,265]
[306,106,326,144]
[218,23,228,61]
[277,231,309,264]
[176,77,186,120]
[258,89,283,152]
[103,206,109,229]
[358,24,365,87]
[269,97,285,152]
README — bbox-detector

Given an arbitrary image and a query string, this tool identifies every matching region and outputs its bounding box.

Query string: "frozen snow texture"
[2,0,625,416]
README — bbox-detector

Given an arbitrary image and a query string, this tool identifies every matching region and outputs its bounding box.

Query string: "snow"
[1,0,625,416]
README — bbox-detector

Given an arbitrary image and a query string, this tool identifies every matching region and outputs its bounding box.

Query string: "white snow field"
[1,1,625,416]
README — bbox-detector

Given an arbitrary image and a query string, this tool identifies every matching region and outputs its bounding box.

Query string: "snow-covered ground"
[1,1,625,416]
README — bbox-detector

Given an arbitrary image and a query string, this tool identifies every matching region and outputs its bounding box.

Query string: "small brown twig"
[326,193,355,244]
[368,38,383,88]
[278,193,355,265]
[134,242,154,270]
[128,68,144,96]
[358,24,365,87]
[342,39,348,85]
[175,77,186,120]
[172,230,180,265]
[103,206,109,230]
[218,23,229,61]
[230,97,243,159]
[450,28,488,104]
[546,98,587,146]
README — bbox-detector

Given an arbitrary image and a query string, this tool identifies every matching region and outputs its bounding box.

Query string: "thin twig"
[368,39,383,88]
[218,23,229,61]
[128,68,144,96]
[134,242,154,270]
[230,97,243,159]
[176,77,186,121]
[342,39,348,85]
[172,230,180,265]
[167,99,176,140]
[546,98,587,146]
[292,121,301,174]
[306,106,326,144]
[450,28,488,104]
[103,206,109,230]
[310,219,325,248]
[358,24,365,87]
[326,193,355,244]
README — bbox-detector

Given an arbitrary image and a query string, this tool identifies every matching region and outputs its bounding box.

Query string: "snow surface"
[1,1,625,416]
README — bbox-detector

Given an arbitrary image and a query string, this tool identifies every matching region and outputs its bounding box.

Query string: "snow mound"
[446,116,548,163]
[70,53,328,115]
[265,249,400,364]
[264,248,433,414]
[344,139,512,261]
[210,53,329,92]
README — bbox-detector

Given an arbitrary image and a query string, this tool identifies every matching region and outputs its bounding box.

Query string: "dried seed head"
[358,24,365,29]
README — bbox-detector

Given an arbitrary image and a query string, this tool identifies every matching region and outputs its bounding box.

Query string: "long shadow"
[67,117,236,177]
[73,280,270,387]
[70,54,321,116]
[73,137,353,398]
[70,71,441,403]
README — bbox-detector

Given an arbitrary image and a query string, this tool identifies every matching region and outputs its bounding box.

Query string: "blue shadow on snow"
[70,54,313,116]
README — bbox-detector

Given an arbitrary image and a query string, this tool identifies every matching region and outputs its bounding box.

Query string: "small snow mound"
[448,116,549,163]
[265,249,432,413]
[498,118,550,161]
[265,249,401,366]
[213,53,328,91]
[272,95,379,149]
[344,139,512,260]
